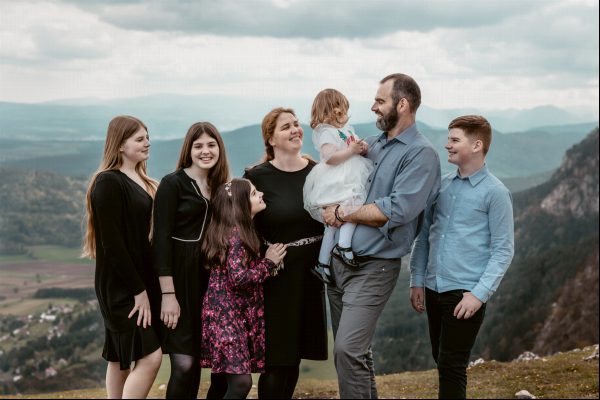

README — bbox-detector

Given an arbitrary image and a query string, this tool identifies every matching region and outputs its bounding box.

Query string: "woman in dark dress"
[152,122,230,398]
[83,115,162,399]
[243,107,328,399]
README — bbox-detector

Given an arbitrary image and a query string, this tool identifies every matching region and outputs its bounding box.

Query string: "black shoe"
[311,263,335,286]
[331,244,359,268]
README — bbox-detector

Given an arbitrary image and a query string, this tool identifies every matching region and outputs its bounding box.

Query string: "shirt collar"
[452,164,489,186]
[377,123,418,144]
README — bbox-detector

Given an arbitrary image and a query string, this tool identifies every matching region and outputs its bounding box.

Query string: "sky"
[0,0,598,123]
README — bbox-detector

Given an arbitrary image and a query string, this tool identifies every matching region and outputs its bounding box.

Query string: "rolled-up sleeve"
[409,199,435,288]
[374,146,440,238]
[471,187,515,302]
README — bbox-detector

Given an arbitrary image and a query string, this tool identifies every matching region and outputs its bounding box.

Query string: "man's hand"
[323,205,343,228]
[453,292,483,319]
[410,287,425,313]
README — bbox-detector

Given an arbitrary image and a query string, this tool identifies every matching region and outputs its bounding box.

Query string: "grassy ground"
[0,245,92,265]
[0,247,94,315]
[1,345,597,399]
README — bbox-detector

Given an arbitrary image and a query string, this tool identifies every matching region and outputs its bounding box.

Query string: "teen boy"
[409,115,515,399]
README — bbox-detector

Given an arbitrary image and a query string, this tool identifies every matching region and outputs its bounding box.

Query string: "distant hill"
[417,104,596,132]
[0,168,86,254]
[372,128,599,373]
[0,122,595,180]
[0,96,596,140]
[0,125,596,256]
[0,95,284,140]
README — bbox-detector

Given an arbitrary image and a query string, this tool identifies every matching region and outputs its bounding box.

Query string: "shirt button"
[441,234,445,238]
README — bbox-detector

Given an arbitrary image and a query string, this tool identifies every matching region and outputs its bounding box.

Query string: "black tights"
[166,353,201,399]
[258,365,300,399]
[206,373,252,399]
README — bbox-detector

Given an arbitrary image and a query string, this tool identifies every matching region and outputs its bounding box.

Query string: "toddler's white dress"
[303,123,373,223]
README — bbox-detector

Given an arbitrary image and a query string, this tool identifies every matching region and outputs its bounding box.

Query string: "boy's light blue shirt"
[409,164,515,303]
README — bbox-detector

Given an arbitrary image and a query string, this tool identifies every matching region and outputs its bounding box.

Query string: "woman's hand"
[128,290,152,328]
[161,294,181,329]
[265,243,287,265]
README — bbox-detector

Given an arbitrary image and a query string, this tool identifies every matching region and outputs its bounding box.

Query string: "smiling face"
[120,127,150,164]
[269,112,304,155]
[372,79,402,132]
[248,183,266,217]
[445,127,478,166]
[189,132,220,172]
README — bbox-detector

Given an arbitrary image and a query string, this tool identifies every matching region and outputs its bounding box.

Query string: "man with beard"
[323,73,441,399]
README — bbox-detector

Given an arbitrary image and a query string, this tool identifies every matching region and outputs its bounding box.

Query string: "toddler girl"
[303,89,373,283]
[200,178,286,399]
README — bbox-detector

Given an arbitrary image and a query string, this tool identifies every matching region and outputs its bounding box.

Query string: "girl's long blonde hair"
[310,88,350,129]
[82,115,157,259]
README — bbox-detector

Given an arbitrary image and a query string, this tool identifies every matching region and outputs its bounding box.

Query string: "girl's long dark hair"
[201,178,261,268]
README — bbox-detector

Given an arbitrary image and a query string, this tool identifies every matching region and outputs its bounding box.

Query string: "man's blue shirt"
[352,123,441,259]
[409,165,514,302]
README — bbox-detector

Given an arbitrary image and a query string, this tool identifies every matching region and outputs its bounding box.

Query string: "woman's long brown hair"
[82,115,157,259]
[201,179,261,268]
[176,122,230,194]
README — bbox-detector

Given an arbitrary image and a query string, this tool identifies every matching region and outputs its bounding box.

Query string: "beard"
[375,107,399,132]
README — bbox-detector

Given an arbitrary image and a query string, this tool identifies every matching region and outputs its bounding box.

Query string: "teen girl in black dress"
[83,115,162,399]
[152,122,230,398]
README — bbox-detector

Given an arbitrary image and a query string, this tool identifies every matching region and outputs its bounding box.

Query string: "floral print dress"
[200,228,277,374]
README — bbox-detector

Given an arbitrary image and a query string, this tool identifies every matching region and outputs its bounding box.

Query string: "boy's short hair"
[448,115,492,155]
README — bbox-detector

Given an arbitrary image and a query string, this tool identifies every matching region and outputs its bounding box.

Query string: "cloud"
[66,0,537,38]
[0,0,597,121]
[436,0,599,82]
[0,1,113,65]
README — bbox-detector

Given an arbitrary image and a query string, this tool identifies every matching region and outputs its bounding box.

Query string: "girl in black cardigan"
[152,122,230,398]
[83,115,162,399]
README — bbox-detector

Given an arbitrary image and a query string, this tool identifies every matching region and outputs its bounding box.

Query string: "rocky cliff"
[474,128,599,360]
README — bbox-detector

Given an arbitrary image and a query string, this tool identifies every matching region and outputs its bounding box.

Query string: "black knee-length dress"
[152,169,211,357]
[91,170,161,370]
[244,161,328,366]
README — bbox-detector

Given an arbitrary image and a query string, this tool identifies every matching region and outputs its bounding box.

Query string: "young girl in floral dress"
[200,178,287,399]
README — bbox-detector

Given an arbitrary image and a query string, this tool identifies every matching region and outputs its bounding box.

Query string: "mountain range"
[0,121,597,183]
[0,95,596,140]
[1,128,598,358]
[371,127,599,373]
[473,127,599,360]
